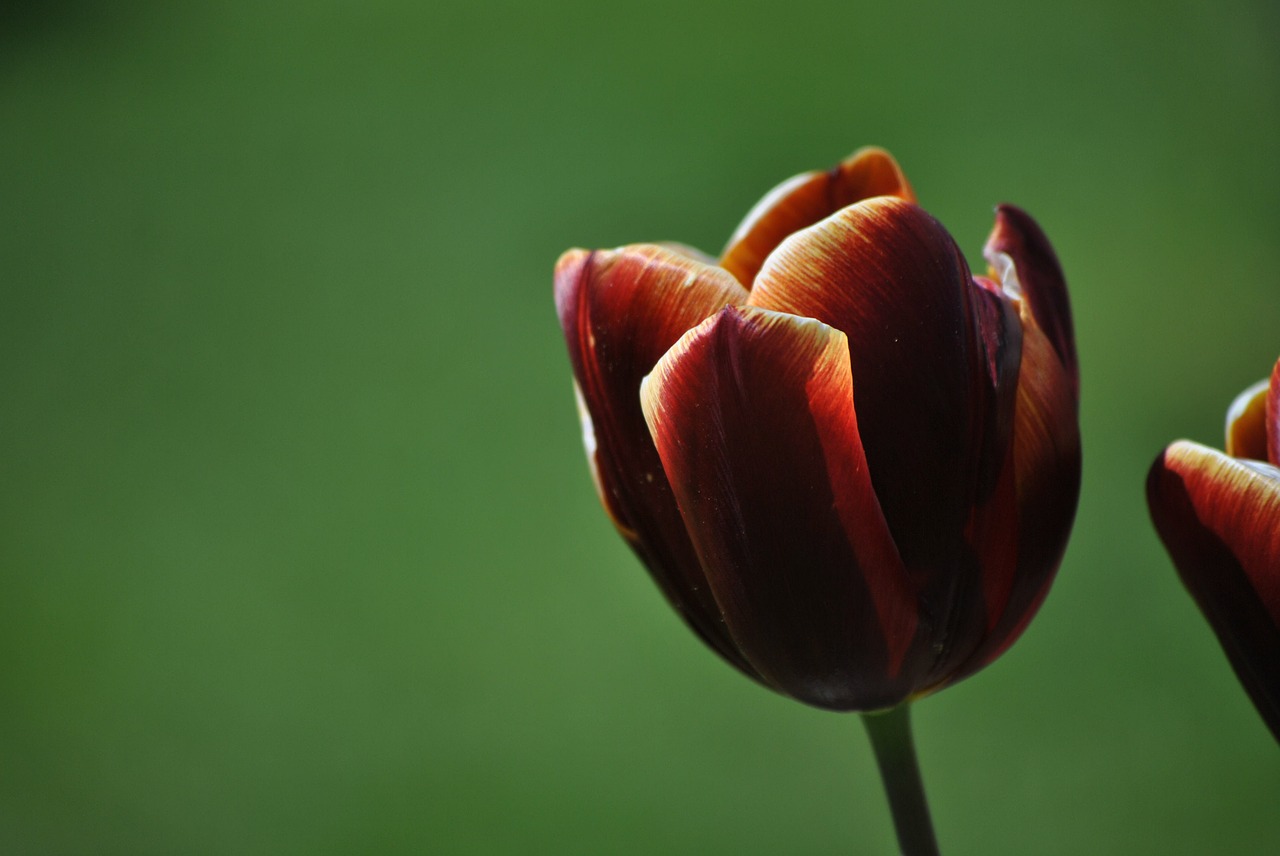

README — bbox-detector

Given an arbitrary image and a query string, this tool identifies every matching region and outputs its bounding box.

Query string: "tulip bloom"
[1147,358,1280,741]
[555,148,1080,712]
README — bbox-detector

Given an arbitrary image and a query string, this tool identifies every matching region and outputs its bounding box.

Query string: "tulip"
[555,148,1080,854]
[556,147,1080,710]
[1147,358,1280,742]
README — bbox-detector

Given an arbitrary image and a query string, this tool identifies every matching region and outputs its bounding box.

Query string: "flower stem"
[860,704,940,856]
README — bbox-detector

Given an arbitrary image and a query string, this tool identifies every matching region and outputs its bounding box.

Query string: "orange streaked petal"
[749,197,996,579]
[641,306,918,710]
[719,147,915,288]
[554,246,755,677]
[1148,441,1280,740]
[1153,442,1280,624]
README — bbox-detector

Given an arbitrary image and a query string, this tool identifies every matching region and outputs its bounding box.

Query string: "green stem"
[860,704,940,856]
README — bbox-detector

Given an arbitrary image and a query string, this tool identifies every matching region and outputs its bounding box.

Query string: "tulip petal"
[947,315,1081,682]
[1148,441,1280,740]
[641,306,918,710]
[984,205,1078,394]
[720,147,916,288]
[1270,357,1280,467]
[1225,378,1270,461]
[554,246,755,676]
[908,282,1030,690]
[748,198,1004,581]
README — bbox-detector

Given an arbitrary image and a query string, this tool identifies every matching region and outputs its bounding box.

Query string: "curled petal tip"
[555,246,590,269]
[553,246,597,284]
[553,248,606,325]
[985,205,1077,393]
[840,146,917,203]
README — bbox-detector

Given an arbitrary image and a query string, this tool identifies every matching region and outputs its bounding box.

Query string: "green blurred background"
[2,0,1277,852]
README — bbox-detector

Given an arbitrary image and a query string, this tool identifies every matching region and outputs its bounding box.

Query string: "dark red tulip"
[1147,358,1280,741]
[556,148,1081,711]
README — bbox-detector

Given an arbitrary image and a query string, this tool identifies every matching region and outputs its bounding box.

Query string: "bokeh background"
[3,0,1278,853]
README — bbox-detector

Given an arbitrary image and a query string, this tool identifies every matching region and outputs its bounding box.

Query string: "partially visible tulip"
[1147,358,1280,742]
[555,148,1081,712]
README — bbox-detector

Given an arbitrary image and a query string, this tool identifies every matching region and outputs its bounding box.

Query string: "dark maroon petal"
[1148,442,1280,741]
[719,148,915,289]
[1226,378,1270,462]
[944,314,1081,685]
[641,306,918,710]
[554,246,756,676]
[925,211,1082,687]
[748,198,1008,586]
[907,282,1031,690]
[984,205,1078,396]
